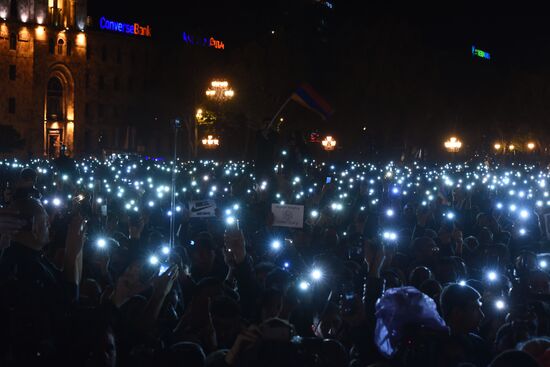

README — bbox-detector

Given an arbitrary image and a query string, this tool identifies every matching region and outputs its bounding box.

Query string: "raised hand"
[152,264,179,297]
[65,212,87,259]
[225,325,262,365]
[110,262,152,307]
[224,228,246,266]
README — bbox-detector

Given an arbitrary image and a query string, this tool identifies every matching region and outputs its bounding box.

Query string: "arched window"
[47,77,63,121]
[57,38,64,55]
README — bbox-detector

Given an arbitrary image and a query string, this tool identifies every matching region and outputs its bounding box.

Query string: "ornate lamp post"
[444,137,462,153]
[201,135,220,149]
[205,80,235,101]
[321,136,337,151]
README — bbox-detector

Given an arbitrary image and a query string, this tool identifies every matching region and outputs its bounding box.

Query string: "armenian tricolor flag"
[290,84,334,120]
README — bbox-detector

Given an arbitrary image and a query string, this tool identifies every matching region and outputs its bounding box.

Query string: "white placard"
[271,204,304,228]
[189,200,216,218]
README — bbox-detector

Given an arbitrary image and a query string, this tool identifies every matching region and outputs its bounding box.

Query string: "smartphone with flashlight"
[340,281,357,315]
[325,176,332,184]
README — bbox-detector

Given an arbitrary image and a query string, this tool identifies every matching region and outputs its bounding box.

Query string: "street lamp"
[527,142,536,151]
[205,80,235,101]
[321,136,337,151]
[444,137,462,153]
[494,143,502,151]
[509,144,515,152]
[202,135,220,149]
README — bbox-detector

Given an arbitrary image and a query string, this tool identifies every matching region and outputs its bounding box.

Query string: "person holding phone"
[0,196,86,363]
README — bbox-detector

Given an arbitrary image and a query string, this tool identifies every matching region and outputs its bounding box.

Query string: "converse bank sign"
[99,16,151,37]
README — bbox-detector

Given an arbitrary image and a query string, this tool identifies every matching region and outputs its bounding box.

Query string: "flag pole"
[266,96,292,130]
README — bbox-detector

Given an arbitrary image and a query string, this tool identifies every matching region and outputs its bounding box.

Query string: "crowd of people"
[0,152,549,367]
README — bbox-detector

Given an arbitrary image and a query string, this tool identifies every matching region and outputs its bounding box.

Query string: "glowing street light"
[196,108,203,120]
[321,136,337,151]
[508,144,515,152]
[205,80,235,101]
[444,137,462,153]
[494,143,502,151]
[202,135,220,149]
[527,142,536,151]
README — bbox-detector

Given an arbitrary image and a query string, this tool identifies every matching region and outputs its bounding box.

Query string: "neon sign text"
[99,17,151,37]
[472,45,490,60]
[183,32,224,50]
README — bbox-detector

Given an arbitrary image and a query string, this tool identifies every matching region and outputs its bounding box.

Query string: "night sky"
[87,1,550,150]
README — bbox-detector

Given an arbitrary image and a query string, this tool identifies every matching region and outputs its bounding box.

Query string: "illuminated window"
[8,97,15,113]
[48,0,63,26]
[9,33,16,50]
[9,65,15,80]
[57,38,64,55]
[47,77,63,121]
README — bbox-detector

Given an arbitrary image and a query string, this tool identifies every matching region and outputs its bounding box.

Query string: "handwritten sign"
[272,204,304,228]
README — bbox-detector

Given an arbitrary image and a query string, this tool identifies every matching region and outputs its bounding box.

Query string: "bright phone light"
[540,260,548,269]
[299,281,310,290]
[311,210,319,218]
[487,271,497,281]
[520,210,529,219]
[495,299,506,310]
[96,238,107,248]
[383,231,397,241]
[386,209,394,217]
[458,280,466,286]
[271,240,281,250]
[161,246,170,255]
[311,268,323,281]
[149,255,159,265]
[52,198,62,207]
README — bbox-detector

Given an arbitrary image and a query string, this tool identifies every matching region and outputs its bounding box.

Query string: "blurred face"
[191,246,215,274]
[460,299,485,332]
[213,315,242,348]
[418,239,439,262]
[11,203,50,250]
[528,273,550,294]
[86,329,116,367]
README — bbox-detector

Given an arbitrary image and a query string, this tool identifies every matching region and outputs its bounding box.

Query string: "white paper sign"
[189,200,216,218]
[271,204,304,228]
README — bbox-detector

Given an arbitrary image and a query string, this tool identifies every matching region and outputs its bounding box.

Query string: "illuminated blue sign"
[99,16,151,37]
